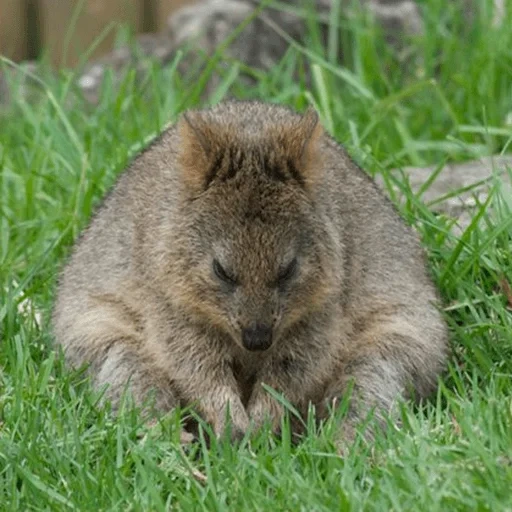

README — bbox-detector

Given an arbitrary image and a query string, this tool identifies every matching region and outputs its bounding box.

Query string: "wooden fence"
[0,0,192,66]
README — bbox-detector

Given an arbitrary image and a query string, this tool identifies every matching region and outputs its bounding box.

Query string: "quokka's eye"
[213,259,238,286]
[277,257,298,287]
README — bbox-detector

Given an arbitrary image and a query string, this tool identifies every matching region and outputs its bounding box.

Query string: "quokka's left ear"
[177,111,219,196]
[275,107,325,190]
[298,108,324,187]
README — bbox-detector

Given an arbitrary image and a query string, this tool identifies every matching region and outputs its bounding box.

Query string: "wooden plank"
[0,0,28,61]
[38,0,145,67]
[155,0,194,32]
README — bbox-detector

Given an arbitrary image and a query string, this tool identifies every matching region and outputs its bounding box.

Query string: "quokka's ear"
[299,108,324,184]
[281,107,324,189]
[177,112,216,195]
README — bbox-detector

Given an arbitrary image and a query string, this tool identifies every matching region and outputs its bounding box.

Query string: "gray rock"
[0,0,433,108]
[71,0,426,103]
[77,33,176,104]
[168,0,425,95]
[1,0,506,107]
[380,156,512,232]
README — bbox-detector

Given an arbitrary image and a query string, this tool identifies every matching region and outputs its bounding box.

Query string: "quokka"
[53,101,448,445]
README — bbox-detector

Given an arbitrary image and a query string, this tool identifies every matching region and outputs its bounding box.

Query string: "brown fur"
[52,101,448,445]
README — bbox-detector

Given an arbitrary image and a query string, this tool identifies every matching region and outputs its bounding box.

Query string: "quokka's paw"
[212,409,250,443]
[334,419,378,457]
[247,393,284,434]
[222,423,247,443]
[179,429,196,444]
[137,418,196,445]
[333,423,358,457]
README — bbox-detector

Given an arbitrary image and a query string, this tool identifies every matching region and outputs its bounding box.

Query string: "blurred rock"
[168,0,425,95]
[380,156,512,232]
[364,0,424,40]
[493,0,505,24]
[1,0,506,107]
[0,0,428,108]
[78,33,176,104]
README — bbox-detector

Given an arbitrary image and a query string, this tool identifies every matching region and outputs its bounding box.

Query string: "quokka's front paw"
[179,429,196,444]
[137,419,196,445]
[333,416,379,457]
[247,391,284,434]
[212,407,250,443]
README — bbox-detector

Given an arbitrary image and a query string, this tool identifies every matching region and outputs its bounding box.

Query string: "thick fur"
[53,101,447,444]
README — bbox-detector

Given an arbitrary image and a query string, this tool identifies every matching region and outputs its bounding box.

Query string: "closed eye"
[213,259,238,286]
[276,257,298,287]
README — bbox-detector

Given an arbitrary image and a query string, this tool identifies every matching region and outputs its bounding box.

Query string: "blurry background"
[0,0,193,66]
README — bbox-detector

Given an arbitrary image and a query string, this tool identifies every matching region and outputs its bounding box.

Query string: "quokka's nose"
[241,324,273,352]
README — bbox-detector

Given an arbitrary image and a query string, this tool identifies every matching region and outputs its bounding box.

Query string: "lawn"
[1,0,512,510]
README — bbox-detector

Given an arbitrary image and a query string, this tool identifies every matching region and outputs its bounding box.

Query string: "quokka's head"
[169,102,342,352]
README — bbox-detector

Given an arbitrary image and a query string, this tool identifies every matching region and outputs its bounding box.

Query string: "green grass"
[1,0,512,509]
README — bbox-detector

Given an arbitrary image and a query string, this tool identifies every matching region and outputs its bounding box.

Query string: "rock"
[364,0,424,40]
[168,0,426,95]
[0,0,506,107]
[493,0,505,25]
[380,156,512,232]
[74,0,508,102]
[0,0,431,108]
[78,33,176,104]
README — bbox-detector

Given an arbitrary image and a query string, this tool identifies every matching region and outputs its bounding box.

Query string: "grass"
[1,0,512,509]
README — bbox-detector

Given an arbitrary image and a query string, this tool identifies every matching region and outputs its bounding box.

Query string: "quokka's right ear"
[294,108,324,190]
[273,107,324,191]
[177,112,215,195]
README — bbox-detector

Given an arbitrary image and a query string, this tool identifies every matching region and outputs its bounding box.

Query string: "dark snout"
[241,323,273,352]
